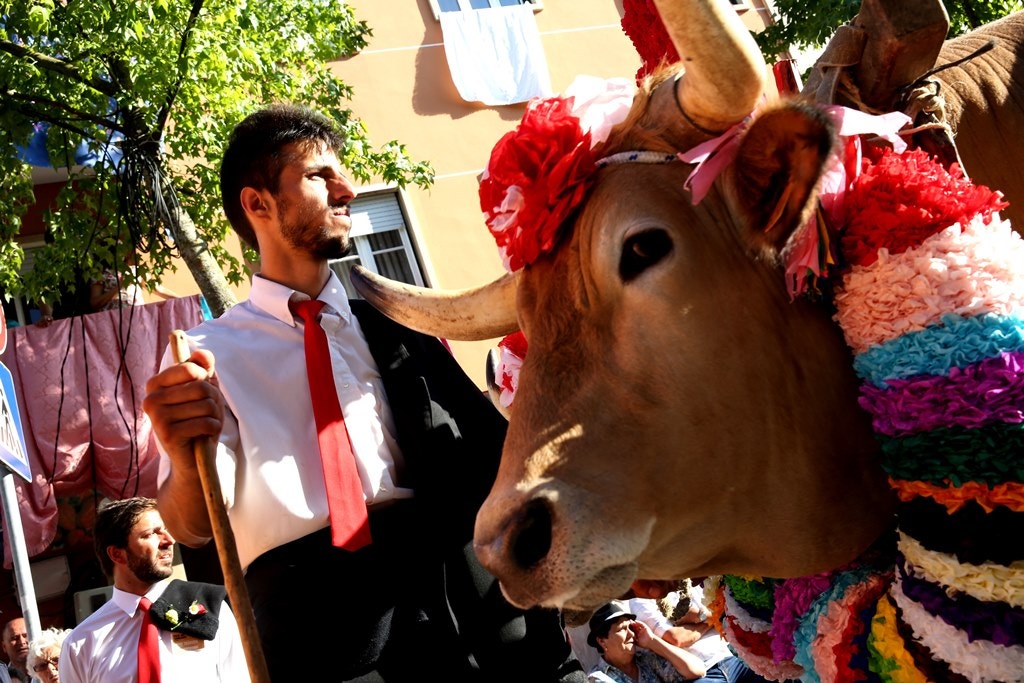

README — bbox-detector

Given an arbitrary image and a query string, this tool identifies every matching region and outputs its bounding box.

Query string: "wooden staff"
[170,330,271,683]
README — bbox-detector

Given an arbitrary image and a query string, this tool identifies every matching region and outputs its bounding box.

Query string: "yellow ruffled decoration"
[889,478,1024,513]
[868,594,929,683]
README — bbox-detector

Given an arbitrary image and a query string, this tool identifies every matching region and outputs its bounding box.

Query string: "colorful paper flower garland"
[480,78,1024,682]
[712,148,1024,683]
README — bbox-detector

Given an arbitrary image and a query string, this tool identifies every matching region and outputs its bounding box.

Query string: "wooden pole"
[170,331,271,683]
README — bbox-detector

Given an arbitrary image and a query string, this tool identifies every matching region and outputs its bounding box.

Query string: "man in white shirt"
[59,498,249,683]
[143,103,582,681]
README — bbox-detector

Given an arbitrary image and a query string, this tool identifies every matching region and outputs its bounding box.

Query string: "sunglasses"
[33,657,59,673]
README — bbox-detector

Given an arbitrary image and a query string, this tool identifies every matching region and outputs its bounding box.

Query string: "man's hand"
[144,348,224,463]
[629,620,657,650]
[143,348,224,546]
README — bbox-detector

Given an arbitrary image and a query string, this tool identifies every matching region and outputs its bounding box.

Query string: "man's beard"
[127,550,173,584]
[280,197,351,260]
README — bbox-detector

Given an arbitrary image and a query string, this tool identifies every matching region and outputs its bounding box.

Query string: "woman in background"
[26,628,70,683]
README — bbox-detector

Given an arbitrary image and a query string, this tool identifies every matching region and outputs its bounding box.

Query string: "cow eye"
[620,229,672,281]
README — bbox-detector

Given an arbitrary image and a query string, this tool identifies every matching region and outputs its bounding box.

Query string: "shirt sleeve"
[628,597,674,637]
[58,638,86,683]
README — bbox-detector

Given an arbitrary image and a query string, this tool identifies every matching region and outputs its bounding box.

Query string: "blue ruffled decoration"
[854,313,1024,388]
[791,565,879,683]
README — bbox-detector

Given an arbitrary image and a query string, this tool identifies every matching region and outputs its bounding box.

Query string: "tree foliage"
[756,0,1023,60]
[0,0,434,315]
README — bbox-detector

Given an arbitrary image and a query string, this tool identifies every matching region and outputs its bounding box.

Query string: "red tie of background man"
[137,597,160,683]
[292,299,372,550]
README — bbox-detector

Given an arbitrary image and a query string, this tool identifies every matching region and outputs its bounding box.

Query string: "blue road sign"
[0,362,31,482]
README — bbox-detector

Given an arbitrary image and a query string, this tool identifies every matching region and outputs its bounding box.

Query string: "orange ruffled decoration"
[889,478,1024,513]
[706,580,728,637]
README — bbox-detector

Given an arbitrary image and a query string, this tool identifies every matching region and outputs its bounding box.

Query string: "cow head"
[351,0,896,611]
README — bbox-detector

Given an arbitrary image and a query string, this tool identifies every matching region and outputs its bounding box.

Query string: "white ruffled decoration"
[723,586,772,633]
[899,531,1024,609]
[834,215,1024,354]
[892,578,1024,682]
[565,75,636,148]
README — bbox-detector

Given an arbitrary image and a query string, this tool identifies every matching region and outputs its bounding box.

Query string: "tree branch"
[3,91,124,132]
[0,39,118,97]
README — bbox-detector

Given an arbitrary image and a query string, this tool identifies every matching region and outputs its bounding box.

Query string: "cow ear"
[729,102,834,251]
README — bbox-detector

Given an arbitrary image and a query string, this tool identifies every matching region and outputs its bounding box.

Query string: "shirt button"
[343,383,350,388]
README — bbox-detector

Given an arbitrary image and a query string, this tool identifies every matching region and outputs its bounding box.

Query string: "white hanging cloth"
[439,4,553,106]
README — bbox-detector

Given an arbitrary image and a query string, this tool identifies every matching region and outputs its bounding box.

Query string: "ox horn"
[349,265,520,341]
[653,0,766,131]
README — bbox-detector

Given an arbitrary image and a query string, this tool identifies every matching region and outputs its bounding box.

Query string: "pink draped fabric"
[0,296,204,565]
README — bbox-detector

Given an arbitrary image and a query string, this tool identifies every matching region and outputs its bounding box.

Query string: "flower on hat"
[480,76,635,271]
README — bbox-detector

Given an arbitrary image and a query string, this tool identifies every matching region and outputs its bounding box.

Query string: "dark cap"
[587,602,636,647]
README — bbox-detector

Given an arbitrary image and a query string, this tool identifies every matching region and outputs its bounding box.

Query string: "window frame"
[429,0,542,22]
[328,187,429,299]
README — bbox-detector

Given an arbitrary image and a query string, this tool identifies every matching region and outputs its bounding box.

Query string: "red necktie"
[137,597,160,683]
[292,299,372,550]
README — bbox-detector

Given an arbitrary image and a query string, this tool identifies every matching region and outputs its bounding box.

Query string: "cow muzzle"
[473,482,655,610]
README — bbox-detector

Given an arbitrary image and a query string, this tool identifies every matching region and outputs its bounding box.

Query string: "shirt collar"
[249,270,353,327]
[111,578,173,617]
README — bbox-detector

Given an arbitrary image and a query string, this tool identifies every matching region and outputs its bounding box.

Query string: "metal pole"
[1,470,40,642]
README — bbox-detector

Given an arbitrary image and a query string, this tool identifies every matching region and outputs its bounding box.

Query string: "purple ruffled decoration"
[769,572,835,662]
[859,351,1024,436]
[898,563,1024,647]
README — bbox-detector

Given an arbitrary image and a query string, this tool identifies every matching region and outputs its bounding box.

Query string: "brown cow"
[352,0,900,611]
[932,11,1024,230]
[804,5,1024,232]
[351,3,1024,679]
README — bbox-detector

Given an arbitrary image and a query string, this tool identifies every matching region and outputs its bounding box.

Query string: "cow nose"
[508,497,553,570]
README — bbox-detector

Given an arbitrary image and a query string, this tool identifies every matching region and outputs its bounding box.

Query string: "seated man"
[587,602,706,682]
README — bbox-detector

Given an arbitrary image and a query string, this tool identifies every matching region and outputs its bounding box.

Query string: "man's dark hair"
[93,497,158,578]
[220,103,346,251]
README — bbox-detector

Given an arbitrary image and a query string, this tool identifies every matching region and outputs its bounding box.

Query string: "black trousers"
[245,500,584,682]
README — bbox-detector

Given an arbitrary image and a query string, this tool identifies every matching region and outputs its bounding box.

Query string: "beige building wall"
[331,1,641,386]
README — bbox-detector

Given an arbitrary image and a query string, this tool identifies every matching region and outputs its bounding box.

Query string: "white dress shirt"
[60,579,250,683]
[156,271,412,569]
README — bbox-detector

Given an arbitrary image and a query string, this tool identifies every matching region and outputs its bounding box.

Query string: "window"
[328,190,426,300]
[430,0,541,19]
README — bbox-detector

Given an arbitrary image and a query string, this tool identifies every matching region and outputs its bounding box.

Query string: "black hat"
[587,602,636,647]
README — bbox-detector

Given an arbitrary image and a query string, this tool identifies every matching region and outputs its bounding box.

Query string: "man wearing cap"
[587,602,706,682]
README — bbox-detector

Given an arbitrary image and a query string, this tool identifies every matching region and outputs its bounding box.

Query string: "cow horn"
[653,0,766,131]
[349,265,520,341]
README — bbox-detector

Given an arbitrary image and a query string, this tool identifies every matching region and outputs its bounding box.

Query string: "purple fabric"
[859,351,1024,436]
[898,561,1024,647]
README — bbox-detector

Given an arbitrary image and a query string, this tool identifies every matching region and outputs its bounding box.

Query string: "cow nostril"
[509,498,552,570]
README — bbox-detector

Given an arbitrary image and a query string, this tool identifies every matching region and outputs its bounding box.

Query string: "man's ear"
[107,545,128,569]
[240,187,273,220]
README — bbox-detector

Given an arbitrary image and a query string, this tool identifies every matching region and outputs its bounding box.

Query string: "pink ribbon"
[678,105,911,207]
